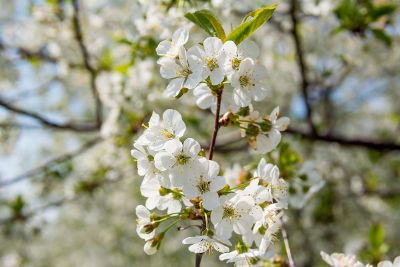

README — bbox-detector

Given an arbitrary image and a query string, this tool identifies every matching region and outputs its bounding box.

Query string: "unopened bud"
[245,124,260,137]
[219,112,236,127]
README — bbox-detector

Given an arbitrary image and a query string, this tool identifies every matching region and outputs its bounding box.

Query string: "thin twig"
[0,137,102,187]
[71,0,102,127]
[0,97,99,132]
[281,226,296,267]
[212,127,400,152]
[289,0,317,135]
[207,91,222,160]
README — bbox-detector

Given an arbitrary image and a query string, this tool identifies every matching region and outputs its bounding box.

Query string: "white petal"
[136,205,149,219]
[209,176,225,192]
[183,138,201,157]
[223,41,237,58]
[172,27,189,46]
[140,178,159,197]
[182,236,203,245]
[159,59,179,79]
[211,206,223,225]
[165,78,185,97]
[211,241,230,253]
[202,191,220,210]
[154,152,176,171]
[276,117,290,131]
[189,241,209,254]
[156,40,172,56]
[210,68,225,85]
[144,241,158,255]
[163,109,186,137]
[204,37,223,56]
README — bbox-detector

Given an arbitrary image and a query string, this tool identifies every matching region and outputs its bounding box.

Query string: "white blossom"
[154,138,201,187]
[231,58,268,107]
[156,27,189,58]
[158,47,205,97]
[191,37,226,85]
[182,158,225,210]
[138,109,186,151]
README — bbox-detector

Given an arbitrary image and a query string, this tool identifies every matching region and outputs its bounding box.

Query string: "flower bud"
[245,124,260,137]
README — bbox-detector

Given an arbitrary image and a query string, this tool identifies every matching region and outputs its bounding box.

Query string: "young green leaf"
[226,4,277,45]
[185,10,226,40]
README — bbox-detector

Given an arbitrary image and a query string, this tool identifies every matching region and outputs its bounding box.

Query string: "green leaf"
[226,4,277,45]
[185,10,226,40]
[369,223,385,250]
[371,28,392,46]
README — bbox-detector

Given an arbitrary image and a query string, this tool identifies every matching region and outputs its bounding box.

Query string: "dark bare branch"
[71,0,102,127]
[0,96,99,132]
[289,0,317,135]
[0,137,102,187]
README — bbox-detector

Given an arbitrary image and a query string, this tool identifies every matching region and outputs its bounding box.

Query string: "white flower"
[182,158,225,210]
[219,249,261,266]
[223,40,260,77]
[136,205,155,241]
[182,235,230,254]
[378,257,400,267]
[191,37,225,85]
[193,83,239,114]
[156,27,189,58]
[211,194,261,239]
[154,138,201,187]
[224,163,245,188]
[140,174,182,214]
[131,142,158,179]
[231,58,268,107]
[320,252,368,267]
[251,203,284,253]
[158,47,205,97]
[239,179,270,204]
[253,106,290,153]
[138,109,186,151]
[255,158,288,205]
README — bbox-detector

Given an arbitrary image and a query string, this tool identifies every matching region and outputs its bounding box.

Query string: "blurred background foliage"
[0,0,399,266]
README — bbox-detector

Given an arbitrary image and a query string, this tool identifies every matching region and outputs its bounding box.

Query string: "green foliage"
[312,184,335,223]
[334,0,396,46]
[276,142,302,179]
[226,4,277,45]
[360,223,389,264]
[185,10,226,40]
[185,4,277,44]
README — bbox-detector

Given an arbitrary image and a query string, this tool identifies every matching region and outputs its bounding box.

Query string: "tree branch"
[0,40,83,69]
[281,226,296,267]
[286,127,400,151]
[71,0,102,127]
[0,137,102,187]
[289,0,317,135]
[0,96,99,132]
[214,127,400,152]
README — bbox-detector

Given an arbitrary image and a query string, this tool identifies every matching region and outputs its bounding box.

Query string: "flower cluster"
[155,27,289,153]
[321,252,400,267]
[131,109,288,265]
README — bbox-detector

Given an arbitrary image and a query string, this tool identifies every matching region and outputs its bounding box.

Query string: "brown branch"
[0,137,102,187]
[0,40,83,69]
[281,226,296,267]
[286,128,400,151]
[289,0,317,135]
[207,91,222,160]
[71,0,102,127]
[213,127,400,152]
[0,96,99,132]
